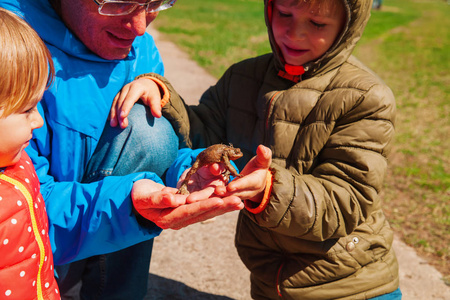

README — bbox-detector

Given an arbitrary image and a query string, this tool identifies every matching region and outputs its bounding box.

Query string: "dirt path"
[145,26,450,300]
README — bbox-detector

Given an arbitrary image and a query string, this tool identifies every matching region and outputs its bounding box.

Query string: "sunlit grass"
[154,0,269,78]
[351,0,449,276]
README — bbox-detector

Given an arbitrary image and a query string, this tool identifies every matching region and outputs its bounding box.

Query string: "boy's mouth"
[283,45,308,57]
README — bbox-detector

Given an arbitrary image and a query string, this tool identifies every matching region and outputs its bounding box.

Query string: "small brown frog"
[177,144,244,195]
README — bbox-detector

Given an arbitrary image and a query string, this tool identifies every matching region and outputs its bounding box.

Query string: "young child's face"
[271,0,346,66]
[0,103,43,167]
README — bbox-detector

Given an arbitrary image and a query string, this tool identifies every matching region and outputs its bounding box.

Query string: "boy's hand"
[131,179,243,230]
[110,78,163,129]
[177,163,230,203]
[215,145,272,203]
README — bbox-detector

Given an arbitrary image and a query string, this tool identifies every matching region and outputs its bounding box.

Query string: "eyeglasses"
[92,0,177,16]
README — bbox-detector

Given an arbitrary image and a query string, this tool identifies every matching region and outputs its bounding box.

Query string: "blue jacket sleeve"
[26,144,163,266]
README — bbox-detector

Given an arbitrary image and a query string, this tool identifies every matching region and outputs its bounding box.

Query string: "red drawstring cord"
[276,262,284,297]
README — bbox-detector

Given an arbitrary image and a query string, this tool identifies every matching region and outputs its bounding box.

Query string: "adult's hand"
[131,179,243,230]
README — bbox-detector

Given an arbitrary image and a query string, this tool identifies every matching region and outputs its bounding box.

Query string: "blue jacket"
[0,0,168,265]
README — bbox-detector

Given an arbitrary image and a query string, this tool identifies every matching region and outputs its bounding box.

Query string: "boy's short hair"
[309,0,344,11]
[0,8,54,117]
[276,0,344,13]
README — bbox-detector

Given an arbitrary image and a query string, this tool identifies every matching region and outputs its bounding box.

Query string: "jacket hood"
[264,0,373,81]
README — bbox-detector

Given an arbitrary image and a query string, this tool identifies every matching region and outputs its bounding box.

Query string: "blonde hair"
[0,8,54,117]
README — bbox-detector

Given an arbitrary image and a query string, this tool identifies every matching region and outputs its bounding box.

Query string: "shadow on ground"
[145,274,235,300]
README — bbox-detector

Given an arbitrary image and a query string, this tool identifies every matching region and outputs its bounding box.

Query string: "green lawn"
[154,0,269,78]
[354,1,449,279]
[154,0,450,280]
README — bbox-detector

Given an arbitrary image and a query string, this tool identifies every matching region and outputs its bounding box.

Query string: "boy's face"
[271,0,346,66]
[0,104,43,167]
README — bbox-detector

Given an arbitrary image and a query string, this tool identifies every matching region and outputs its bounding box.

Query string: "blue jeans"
[56,103,179,300]
[370,288,402,300]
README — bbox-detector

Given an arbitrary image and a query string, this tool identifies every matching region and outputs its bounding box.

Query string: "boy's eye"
[277,10,291,18]
[311,21,326,28]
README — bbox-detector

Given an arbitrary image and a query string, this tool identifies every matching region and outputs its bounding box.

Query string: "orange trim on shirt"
[244,170,274,214]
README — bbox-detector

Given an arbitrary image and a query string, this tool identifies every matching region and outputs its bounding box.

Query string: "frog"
[177,144,244,195]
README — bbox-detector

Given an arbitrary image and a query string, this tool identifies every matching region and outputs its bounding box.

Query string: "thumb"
[255,145,272,168]
[208,163,223,176]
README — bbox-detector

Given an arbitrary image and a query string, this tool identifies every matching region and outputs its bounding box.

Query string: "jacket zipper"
[264,91,285,298]
[267,229,287,298]
[0,174,47,300]
[265,91,281,144]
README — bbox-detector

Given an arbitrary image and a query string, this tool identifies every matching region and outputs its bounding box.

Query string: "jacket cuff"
[244,169,274,214]
[135,74,170,107]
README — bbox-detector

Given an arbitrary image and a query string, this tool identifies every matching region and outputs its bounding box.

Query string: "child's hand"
[215,145,272,203]
[109,78,163,129]
[177,163,229,203]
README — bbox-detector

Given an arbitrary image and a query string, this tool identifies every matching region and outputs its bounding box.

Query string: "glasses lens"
[147,0,177,12]
[99,2,138,16]
[97,0,177,16]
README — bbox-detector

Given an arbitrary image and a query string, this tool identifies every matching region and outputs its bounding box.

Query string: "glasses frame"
[92,0,177,16]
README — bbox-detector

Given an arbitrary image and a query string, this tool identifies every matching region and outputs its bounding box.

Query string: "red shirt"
[0,152,60,300]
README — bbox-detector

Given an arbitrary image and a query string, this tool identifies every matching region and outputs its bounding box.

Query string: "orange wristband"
[140,76,171,107]
[244,170,274,214]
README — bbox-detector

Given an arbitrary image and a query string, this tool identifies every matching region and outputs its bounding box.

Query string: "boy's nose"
[287,22,307,40]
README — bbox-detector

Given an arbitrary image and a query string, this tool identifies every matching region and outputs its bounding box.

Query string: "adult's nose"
[123,8,158,36]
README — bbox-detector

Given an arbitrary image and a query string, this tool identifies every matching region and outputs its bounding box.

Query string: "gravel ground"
[144,26,450,300]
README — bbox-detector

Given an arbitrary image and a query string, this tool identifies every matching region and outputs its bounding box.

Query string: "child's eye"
[277,10,291,18]
[23,106,37,115]
[311,21,326,28]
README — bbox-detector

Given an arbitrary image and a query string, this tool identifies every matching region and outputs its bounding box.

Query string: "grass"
[154,0,450,280]
[354,0,450,280]
[154,0,269,78]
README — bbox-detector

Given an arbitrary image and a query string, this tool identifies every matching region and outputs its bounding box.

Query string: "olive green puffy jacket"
[155,0,399,298]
